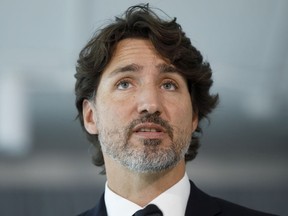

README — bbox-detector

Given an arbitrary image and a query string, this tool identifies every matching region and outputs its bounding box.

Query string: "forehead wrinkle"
[107,63,180,79]
[107,63,143,78]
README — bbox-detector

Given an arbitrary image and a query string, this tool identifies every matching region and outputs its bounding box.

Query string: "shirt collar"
[104,173,190,216]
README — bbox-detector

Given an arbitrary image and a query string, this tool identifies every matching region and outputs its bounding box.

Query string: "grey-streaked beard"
[97,113,192,173]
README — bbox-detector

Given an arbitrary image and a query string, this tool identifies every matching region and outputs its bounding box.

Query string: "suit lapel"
[85,193,107,216]
[185,181,221,216]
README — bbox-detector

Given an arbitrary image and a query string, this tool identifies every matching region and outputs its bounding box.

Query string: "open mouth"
[133,123,165,133]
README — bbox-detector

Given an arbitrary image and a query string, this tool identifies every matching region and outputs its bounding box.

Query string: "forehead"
[107,38,169,67]
[98,38,189,86]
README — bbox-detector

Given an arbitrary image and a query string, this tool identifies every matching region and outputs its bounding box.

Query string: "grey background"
[0,0,287,215]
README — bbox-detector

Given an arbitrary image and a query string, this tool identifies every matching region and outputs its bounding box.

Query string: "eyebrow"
[156,63,179,73]
[108,63,179,77]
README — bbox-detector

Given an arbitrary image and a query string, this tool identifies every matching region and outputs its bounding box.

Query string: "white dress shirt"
[104,173,190,216]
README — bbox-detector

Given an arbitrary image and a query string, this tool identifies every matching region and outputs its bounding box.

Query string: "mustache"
[127,113,174,139]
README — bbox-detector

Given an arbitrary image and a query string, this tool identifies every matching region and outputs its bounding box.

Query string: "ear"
[191,113,198,133]
[82,99,98,134]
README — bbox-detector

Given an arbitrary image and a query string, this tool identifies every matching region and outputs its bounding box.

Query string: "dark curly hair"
[75,4,219,168]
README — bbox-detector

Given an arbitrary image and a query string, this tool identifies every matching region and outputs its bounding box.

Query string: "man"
[74,4,277,216]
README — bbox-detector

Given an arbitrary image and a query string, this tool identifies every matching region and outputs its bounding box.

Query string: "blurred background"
[0,0,287,215]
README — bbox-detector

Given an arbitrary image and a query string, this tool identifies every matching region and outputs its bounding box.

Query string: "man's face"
[83,38,198,173]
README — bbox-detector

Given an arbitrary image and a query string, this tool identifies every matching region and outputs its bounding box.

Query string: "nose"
[137,87,163,115]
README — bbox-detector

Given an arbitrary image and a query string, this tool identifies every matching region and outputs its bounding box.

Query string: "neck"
[104,156,186,207]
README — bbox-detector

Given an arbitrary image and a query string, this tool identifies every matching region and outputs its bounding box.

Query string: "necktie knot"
[133,204,163,216]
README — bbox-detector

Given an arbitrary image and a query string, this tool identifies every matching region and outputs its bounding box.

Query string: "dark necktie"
[132,204,163,216]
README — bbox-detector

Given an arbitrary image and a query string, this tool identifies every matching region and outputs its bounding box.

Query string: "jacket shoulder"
[187,180,278,216]
[213,197,278,216]
[76,193,107,216]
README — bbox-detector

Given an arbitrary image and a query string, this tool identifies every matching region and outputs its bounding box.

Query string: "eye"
[161,80,178,91]
[116,80,132,90]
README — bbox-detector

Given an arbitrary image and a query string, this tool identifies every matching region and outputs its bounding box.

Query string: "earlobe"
[82,99,98,134]
[192,114,198,133]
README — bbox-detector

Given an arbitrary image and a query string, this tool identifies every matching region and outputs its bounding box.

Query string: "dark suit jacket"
[77,181,277,216]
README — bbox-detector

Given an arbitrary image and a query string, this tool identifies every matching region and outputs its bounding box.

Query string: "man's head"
[75,4,219,171]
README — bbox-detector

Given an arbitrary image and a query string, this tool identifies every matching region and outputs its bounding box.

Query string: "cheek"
[170,99,194,130]
[96,97,132,125]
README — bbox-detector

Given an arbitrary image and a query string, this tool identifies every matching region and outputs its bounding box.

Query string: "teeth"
[139,128,158,132]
